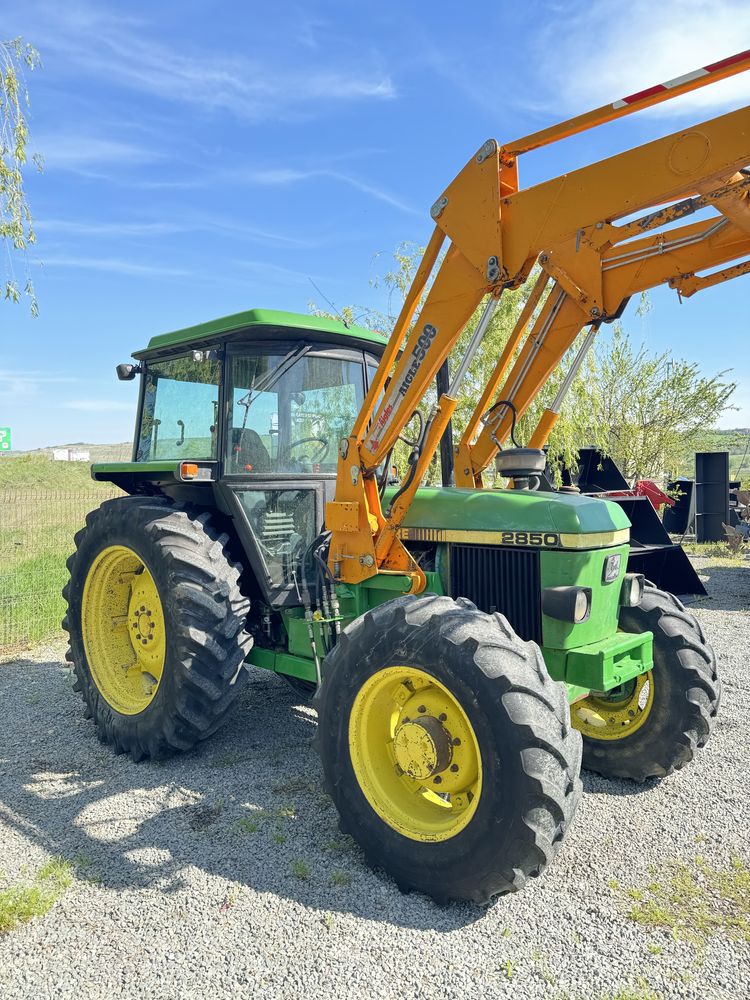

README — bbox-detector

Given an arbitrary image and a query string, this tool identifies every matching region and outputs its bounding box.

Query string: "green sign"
[0,427,11,452]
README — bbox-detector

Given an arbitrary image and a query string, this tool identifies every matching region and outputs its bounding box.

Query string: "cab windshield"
[227,349,367,475]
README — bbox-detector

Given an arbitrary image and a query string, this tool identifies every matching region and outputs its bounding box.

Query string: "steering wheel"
[288,436,330,469]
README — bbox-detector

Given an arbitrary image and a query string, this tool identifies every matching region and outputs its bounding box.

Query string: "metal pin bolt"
[430,195,449,219]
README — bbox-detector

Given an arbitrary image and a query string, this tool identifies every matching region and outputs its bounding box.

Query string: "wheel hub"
[393,716,453,780]
[348,666,483,842]
[81,545,166,716]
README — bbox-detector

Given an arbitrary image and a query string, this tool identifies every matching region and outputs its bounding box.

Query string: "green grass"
[330,870,352,887]
[0,448,130,489]
[0,857,73,933]
[616,857,750,946]
[682,540,745,561]
[234,817,260,834]
[290,859,311,880]
[0,475,122,652]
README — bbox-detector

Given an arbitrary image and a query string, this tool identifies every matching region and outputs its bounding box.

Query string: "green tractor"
[64,309,720,904]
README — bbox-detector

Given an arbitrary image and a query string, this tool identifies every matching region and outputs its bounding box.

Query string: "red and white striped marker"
[613,50,750,108]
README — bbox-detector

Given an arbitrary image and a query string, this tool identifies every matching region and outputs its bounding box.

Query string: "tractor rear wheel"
[63,496,251,760]
[571,584,720,781]
[315,593,582,904]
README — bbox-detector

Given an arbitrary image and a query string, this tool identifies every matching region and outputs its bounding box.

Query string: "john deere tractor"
[62,52,747,903]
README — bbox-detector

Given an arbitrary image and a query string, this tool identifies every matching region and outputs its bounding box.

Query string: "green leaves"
[1,36,41,317]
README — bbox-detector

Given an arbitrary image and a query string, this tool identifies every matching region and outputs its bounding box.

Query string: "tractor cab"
[100,308,386,606]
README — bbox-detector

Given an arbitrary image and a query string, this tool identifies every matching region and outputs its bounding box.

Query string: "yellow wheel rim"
[81,545,166,716]
[348,666,483,843]
[571,672,655,741]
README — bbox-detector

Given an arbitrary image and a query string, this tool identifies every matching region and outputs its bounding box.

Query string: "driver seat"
[230,427,271,473]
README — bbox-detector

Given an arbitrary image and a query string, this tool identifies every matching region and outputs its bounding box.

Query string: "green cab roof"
[135,307,387,358]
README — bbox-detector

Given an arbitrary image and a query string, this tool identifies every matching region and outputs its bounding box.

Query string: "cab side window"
[137,354,221,462]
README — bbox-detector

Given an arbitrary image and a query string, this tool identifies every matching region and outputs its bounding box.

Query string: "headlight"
[542,586,592,623]
[620,573,645,607]
[603,553,621,584]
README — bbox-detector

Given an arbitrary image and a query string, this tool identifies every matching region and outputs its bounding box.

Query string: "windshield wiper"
[237,344,310,424]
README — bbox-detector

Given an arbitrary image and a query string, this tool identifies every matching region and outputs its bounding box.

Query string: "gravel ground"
[1,556,748,1000]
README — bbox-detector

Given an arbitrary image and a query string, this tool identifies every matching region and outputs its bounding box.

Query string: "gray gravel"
[1,556,749,1000]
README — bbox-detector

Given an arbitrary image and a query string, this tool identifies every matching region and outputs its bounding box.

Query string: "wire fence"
[0,489,122,657]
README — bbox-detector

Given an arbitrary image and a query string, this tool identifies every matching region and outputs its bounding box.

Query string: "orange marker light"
[180,462,199,479]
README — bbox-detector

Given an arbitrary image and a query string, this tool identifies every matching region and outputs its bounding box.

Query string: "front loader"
[64,53,749,904]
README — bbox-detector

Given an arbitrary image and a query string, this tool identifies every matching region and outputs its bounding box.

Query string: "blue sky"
[1,0,749,450]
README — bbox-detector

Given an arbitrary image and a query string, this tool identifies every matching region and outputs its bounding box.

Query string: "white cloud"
[41,256,190,278]
[36,220,181,237]
[0,369,78,401]
[37,135,161,171]
[65,399,134,412]
[36,216,314,247]
[233,167,419,216]
[536,1,750,117]
[26,3,396,122]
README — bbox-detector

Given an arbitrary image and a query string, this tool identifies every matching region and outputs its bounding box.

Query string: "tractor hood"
[393,487,630,550]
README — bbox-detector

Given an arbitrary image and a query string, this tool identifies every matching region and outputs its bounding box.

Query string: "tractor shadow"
[0,654,482,932]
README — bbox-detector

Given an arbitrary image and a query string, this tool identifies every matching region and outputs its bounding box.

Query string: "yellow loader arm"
[328,51,750,590]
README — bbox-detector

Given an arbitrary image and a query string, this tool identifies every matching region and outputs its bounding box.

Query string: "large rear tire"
[571,584,720,781]
[63,496,252,761]
[315,593,582,904]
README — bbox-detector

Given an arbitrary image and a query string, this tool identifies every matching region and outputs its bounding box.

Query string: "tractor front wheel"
[63,496,251,760]
[571,584,720,781]
[315,594,582,904]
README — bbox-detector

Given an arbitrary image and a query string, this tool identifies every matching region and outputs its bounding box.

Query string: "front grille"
[449,544,542,643]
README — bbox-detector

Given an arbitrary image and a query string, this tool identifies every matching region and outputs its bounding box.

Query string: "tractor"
[64,52,750,903]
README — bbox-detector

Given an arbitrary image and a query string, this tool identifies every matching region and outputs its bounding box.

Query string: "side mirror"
[116,363,141,381]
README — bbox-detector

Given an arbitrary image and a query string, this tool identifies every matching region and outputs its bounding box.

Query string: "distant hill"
[17,442,132,462]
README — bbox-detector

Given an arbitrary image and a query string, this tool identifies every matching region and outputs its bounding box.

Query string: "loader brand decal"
[397,323,438,398]
[398,527,630,550]
[366,323,438,454]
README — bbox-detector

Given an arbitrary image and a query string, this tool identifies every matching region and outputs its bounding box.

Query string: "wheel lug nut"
[140,605,145,612]
[417,705,426,713]
[438,713,447,722]
[452,738,461,746]
[141,639,148,645]
[450,764,459,773]
[433,776,442,784]
[146,610,152,617]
